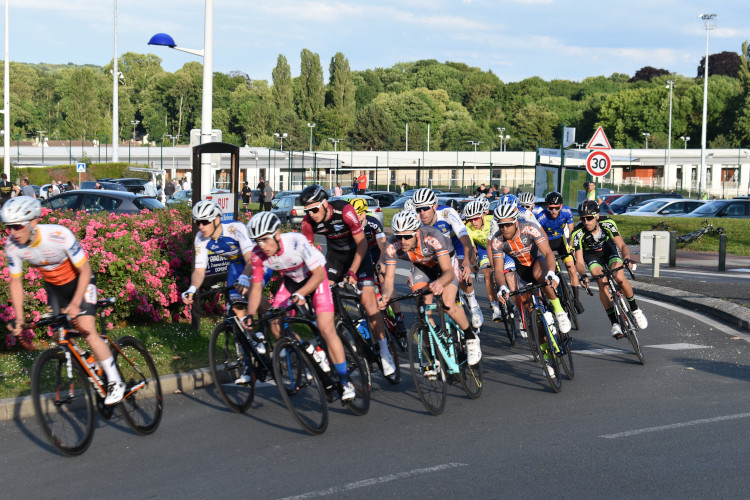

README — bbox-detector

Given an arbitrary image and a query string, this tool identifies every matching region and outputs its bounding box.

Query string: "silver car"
[270,195,306,225]
[329,194,384,225]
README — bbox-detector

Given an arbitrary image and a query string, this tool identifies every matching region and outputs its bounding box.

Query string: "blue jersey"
[429,205,469,258]
[536,206,573,241]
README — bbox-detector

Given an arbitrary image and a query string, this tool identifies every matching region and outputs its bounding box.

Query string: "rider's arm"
[247,280,265,317]
[9,276,24,332]
[293,265,326,298]
[301,215,315,245]
[459,234,476,267]
[537,238,558,275]
[435,252,456,287]
[342,204,367,277]
[613,234,632,263]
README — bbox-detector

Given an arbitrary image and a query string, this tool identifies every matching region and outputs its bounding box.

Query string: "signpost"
[77,162,86,186]
[586,150,612,177]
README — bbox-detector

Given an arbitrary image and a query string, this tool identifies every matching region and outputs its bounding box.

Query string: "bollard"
[718,233,727,272]
[652,236,660,278]
[669,231,677,267]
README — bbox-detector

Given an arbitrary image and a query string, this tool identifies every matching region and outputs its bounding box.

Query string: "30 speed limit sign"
[586,150,611,177]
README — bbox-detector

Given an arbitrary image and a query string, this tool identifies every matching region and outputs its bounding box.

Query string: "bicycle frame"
[509,283,562,356]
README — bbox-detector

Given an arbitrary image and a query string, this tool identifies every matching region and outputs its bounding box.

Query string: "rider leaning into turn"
[412,188,484,329]
[2,196,126,405]
[378,210,482,365]
[300,185,396,377]
[571,200,648,339]
[535,191,585,314]
[463,199,502,322]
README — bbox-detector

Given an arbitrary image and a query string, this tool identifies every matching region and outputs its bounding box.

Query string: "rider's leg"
[360,283,395,374]
[442,284,470,331]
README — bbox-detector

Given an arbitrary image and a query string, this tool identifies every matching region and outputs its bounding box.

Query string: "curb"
[0,367,214,422]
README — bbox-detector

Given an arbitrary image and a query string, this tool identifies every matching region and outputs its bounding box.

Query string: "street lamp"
[2,0,9,177]
[329,137,342,152]
[641,132,650,149]
[37,130,46,165]
[274,132,288,151]
[148,0,214,198]
[666,79,675,189]
[503,135,511,151]
[497,127,505,151]
[680,136,690,149]
[468,140,482,152]
[698,13,717,198]
[131,120,140,145]
[164,133,180,174]
[307,122,316,152]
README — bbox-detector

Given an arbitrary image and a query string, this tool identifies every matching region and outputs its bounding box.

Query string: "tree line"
[1,41,749,153]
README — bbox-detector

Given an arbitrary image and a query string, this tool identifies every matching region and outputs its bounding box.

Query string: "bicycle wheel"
[558,326,575,380]
[456,331,482,399]
[208,321,255,413]
[407,322,447,415]
[530,310,561,393]
[31,347,95,456]
[272,338,328,435]
[559,275,579,331]
[114,336,163,435]
[519,307,538,361]
[501,305,517,346]
[335,316,373,390]
[616,294,646,365]
[341,339,371,416]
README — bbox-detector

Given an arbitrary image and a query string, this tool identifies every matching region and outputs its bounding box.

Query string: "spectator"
[351,177,358,194]
[94,182,103,190]
[0,173,15,206]
[357,170,368,193]
[262,182,273,211]
[491,184,500,199]
[475,183,489,198]
[182,177,191,190]
[401,182,407,194]
[50,180,60,196]
[583,181,603,204]
[66,181,75,191]
[164,179,176,200]
[241,181,251,211]
[256,177,266,211]
[21,178,36,198]
[502,186,511,196]
[144,177,158,197]
[334,183,343,196]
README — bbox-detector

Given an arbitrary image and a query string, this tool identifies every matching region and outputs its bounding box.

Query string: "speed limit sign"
[586,151,611,177]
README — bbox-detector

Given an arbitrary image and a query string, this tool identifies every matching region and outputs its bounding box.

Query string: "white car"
[329,194,384,225]
[626,198,707,217]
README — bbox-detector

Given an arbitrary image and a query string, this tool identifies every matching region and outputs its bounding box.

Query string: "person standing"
[263,182,273,211]
[351,177,358,194]
[334,183,343,196]
[0,173,15,207]
[256,177,266,211]
[143,176,157,197]
[20,178,35,198]
[66,181,75,191]
[241,181,251,211]
[583,181,603,204]
[357,170,368,194]
[164,179,176,200]
[50,180,60,197]
[401,182,407,194]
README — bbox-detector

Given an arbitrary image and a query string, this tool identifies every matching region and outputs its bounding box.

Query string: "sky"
[5,0,749,83]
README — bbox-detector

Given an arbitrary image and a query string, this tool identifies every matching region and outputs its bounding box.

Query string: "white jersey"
[250,232,325,283]
[429,205,469,250]
[5,224,87,286]
[193,221,254,270]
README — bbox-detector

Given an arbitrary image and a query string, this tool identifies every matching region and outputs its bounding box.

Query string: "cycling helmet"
[412,188,437,208]
[499,193,517,205]
[578,200,600,216]
[247,212,281,239]
[191,200,222,221]
[403,199,416,212]
[545,191,564,206]
[463,200,485,220]
[493,199,519,221]
[444,198,459,210]
[299,184,328,205]
[1,196,41,224]
[518,192,535,207]
[350,197,368,215]
[391,210,421,234]
[477,196,490,213]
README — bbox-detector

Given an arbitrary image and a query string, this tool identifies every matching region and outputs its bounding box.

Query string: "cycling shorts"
[273,274,335,314]
[47,274,98,316]
[326,247,376,287]
[548,237,574,265]
[476,246,490,269]
[583,250,623,273]
[411,257,460,292]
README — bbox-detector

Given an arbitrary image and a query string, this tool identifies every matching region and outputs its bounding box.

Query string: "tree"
[54,67,110,139]
[295,49,324,122]
[739,41,750,87]
[271,54,293,111]
[697,51,741,79]
[629,66,670,83]
[326,52,356,135]
[353,102,396,150]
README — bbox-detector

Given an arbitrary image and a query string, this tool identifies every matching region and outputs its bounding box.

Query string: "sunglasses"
[196,220,213,226]
[547,206,562,211]
[498,222,515,228]
[304,201,325,214]
[5,224,27,231]
[581,216,596,222]
[467,216,483,222]
[415,206,432,213]
[396,234,415,241]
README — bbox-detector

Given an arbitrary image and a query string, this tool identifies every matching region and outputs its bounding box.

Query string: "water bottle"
[81,350,103,376]
[250,331,266,355]
[313,346,331,373]
[357,318,371,340]
[302,341,315,357]
[543,311,558,336]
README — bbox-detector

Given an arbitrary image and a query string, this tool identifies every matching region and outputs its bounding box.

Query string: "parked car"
[270,195,306,225]
[166,189,192,206]
[601,193,625,205]
[42,189,166,214]
[80,180,129,192]
[607,192,683,214]
[108,177,151,194]
[366,191,401,207]
[626,198,706,217]
[400,188,443,198]
[436,196,473,215]
[327,186,355,197]
[273,190,301,200]
[676,199,750,218]
[330,194,384,225]
[387,197,411,210]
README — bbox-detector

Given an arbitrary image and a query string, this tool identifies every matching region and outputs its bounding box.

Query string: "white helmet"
[462,200,485,220]
[403,199,416,212]
[477,196,490,212]
[191,200,222,221]
[412,188,437,208]
[493,199,519,221]
[247,212,281,239]
[391,210,421,234]
[518,192,535,207]
[1,196,41,224]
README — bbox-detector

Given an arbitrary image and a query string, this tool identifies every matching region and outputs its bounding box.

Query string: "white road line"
[600,413,750,439]
[646,343,710,351]
[278,463,468,499]
[638,268,750,279]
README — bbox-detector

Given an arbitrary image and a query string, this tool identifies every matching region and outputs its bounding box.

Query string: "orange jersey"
[490,220,547,268]
[5,224,87,286]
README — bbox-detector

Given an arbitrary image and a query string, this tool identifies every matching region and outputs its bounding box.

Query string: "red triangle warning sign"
[586,127,612,150]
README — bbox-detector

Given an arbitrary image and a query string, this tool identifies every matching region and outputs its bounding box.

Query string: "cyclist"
[378,211,481,365]
[518,191,542,218]
[571,200,648,338]
[350,197,407,336]
[463,200,502,322]
[240,212,357,401]
[181,200,270,383]
[536,191,585,314]
[300,185,396,377]
[403,199,415,212]
[2,197,126,405]
[412,188,483,329]
[489,200,571,374]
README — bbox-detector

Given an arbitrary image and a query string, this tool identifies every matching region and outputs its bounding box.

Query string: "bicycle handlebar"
[383,287,432,306]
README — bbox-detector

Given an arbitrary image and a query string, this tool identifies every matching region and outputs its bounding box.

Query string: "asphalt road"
[2,271,749,498]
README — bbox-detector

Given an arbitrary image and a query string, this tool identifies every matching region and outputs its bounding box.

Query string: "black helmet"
[578,200,600,216]
[545,191,563,206]
[299,184,328,205]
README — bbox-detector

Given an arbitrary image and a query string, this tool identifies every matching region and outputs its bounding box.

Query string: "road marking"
[278,462,468,499]
[636,267,750,280]
[485,344,705,363]
[600,413,750,439]
[646,343,710,350]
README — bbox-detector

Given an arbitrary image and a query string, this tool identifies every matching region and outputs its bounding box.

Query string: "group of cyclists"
[3,182,648,407]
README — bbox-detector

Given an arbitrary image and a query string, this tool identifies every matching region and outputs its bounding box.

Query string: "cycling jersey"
[490,206,539,237]
[465,215,493,268]
[194,220,254,299]
[301,199,362,252]
[489,220,548,268]
[426,205,469,259]
[570,216,621,253]
[536,206,573,241]
[384,225,459,290]
[362,215,385,263]
[6,224,87,286]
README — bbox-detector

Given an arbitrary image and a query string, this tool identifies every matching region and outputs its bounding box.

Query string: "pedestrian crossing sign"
[77,162,86,173]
